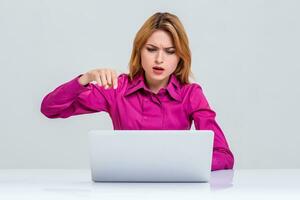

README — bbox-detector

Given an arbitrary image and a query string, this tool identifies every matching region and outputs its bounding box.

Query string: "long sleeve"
[41,75,111,118]
[188,84,234,171]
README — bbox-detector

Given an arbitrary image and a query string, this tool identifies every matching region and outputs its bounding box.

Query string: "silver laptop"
[88,130,214,182]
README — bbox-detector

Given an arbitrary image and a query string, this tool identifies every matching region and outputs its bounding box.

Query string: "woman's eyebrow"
[146,43,175,49]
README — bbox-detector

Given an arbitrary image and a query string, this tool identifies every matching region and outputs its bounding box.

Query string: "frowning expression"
[141,29,180,85]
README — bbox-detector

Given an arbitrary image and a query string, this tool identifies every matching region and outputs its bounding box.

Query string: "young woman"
[41,12,234,171]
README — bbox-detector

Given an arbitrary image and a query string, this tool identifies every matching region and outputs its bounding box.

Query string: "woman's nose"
[155,51,164,64]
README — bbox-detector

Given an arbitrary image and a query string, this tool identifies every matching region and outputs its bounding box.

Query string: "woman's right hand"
[78,68,118,89]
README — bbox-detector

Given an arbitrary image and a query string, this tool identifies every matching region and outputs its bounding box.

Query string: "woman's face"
[141,30,180,87]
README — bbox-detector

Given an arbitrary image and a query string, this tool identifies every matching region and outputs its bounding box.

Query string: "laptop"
[88,130,214,182]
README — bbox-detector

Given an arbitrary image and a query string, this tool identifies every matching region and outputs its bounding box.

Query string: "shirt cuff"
[64,74,90,95]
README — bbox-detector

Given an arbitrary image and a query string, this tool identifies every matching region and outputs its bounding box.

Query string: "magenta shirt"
[41,72,234,171]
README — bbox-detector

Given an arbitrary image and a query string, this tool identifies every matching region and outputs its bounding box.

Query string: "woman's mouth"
[152,66,165,75]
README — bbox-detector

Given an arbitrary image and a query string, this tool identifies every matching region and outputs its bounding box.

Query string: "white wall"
[1,0,299,169]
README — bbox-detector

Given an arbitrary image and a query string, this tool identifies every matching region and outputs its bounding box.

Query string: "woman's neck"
[144,74,169,94]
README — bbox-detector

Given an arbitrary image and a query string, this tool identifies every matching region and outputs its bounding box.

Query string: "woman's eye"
[146,47,175,54]
[146,48,156,52]
[166,51,175,54]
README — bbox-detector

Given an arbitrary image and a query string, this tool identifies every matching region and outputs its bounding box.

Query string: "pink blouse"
[41,72,234,171]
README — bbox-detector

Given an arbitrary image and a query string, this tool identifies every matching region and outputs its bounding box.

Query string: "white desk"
[0,169,299,200]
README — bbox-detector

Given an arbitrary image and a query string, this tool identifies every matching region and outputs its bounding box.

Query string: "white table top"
[0,169,299,200]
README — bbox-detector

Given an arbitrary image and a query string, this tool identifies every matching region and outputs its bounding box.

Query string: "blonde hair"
[128,12,193,84]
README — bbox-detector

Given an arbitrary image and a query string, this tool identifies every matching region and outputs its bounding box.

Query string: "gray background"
[0,0,299,169]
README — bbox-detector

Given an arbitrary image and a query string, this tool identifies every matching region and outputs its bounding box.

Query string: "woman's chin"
[150,73,168,81]
[145,70,170,82]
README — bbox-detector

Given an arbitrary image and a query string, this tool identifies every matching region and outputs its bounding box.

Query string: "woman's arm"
[40,75,111,118]
[188,84,234,171]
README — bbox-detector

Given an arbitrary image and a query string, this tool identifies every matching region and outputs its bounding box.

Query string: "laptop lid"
[88,130,214,182]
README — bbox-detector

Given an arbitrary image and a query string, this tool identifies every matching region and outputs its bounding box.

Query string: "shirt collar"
[125,72,182,102]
